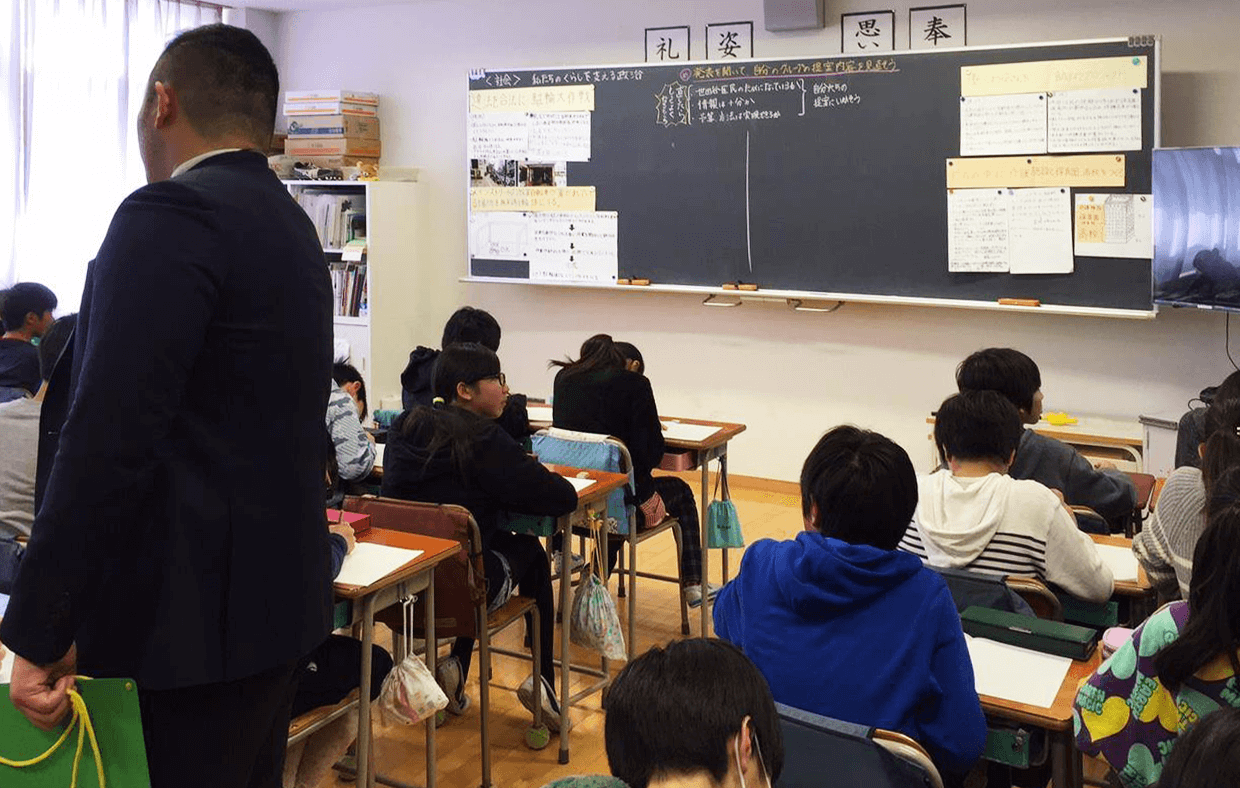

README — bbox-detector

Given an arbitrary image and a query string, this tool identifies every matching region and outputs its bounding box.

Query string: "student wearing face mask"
[604,638,783,788]
[381,342,577,726]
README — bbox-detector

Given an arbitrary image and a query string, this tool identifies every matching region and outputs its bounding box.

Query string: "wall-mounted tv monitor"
[1154,147,1240,312]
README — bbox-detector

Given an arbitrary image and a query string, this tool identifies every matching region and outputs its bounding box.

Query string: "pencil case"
[961,606,1098,660]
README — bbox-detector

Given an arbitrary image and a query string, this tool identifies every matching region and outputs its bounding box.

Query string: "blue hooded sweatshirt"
[713,531,986,777]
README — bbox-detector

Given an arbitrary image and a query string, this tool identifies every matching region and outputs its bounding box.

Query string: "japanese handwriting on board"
[842,11,894,53]
[909,5,966,50]
[645,26,690,63]
[705,21,753,60]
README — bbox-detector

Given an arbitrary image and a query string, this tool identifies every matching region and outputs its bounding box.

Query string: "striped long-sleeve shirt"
[327,383,375,482]
[1131,466,1204,601]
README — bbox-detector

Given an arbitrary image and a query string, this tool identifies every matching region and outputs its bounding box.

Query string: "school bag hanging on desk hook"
[378,594,449,725]
[707,456,745,549]
[570,509,627,661]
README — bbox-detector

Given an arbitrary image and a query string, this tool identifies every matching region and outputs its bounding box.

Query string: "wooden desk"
[978,645,1102,788]
[530,403,748,636]
[1088,534,1151,599]
[334,528,460,788]
[543,463,628,766]
[1031,416,1145,472]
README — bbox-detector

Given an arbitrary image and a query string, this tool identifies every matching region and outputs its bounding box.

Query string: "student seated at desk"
[332,361,368,421]
[1134,387,1240,601]
[1075,482,1240,788]
[551,334,713,605]
[605,638,784,788]
[284,520,394,788]
[714,425,986,781]
[900,390,1114,604]
[400,306,530,440]
[956,347,1136,527]
[326,366,375,508]
[0,314,74,539]
[382,342,576,726]
[0,282,57,401]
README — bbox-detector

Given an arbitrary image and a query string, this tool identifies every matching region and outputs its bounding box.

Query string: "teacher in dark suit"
[0,25,334,787]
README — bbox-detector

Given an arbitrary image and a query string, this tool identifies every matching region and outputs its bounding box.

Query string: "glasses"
[474,372,506,387]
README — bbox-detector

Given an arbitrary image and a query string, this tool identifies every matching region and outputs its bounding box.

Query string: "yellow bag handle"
[0,678,106,788]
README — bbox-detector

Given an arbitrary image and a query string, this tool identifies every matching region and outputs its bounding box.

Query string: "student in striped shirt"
[900,390,1113,604]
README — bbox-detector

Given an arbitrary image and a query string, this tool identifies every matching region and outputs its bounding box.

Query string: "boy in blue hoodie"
[713,425,986,781]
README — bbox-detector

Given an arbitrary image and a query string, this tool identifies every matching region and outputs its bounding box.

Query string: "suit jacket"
[1,151,335,690]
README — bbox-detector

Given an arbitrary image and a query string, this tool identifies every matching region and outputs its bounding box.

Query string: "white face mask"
[735,718,771,788]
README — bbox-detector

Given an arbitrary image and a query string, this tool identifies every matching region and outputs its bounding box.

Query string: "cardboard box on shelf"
[286,89,379,106]
[283,100,377,117]
[287,115,380,140]
[285,137,382,158]
[289,155,381,171]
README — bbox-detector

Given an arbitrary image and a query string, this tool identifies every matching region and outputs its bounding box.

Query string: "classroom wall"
[274,0,1240,481]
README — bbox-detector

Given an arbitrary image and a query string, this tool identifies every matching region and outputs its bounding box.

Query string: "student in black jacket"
[551,334,713,605]
[382,343,576,727]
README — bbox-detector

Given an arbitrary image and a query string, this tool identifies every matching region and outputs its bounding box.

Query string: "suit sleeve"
[920,592,987,778]
[1062,448,1136,524]
[0,183,224,665]
[625,376,665,479]
[475,426,578,517]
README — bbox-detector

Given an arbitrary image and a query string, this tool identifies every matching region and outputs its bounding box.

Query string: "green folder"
[0,678,150,787]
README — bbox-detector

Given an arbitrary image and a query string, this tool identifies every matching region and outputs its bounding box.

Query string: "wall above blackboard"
[466,37,1161,318]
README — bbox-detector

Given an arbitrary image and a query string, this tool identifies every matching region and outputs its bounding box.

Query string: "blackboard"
[467,38,1160,315]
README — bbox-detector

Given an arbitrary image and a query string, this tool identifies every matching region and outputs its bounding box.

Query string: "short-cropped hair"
[605,639,783,788]
[441,306,501,352]
[934,390,1024,466]
[2,282,57,332]
[800,426,918,551]
[956,347,1042,413]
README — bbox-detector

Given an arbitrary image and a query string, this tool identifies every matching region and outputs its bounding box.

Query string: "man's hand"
[328,523,356,554]
[10,644,77,731]
[1093,459,1118,470]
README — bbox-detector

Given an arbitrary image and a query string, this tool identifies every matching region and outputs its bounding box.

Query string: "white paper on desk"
[334,542,423,588]
[1074,193,1152,259]
[966,635,1073,708]
[372,442,386,469]
[948,188,1010,272]
[528,111,592,162]
[560,475,596,493]
[1008,187,1074,274]
[1094,543,1139,583]
[661,421,722,442]
[1047,87,1142,153]
[527,403,553,422]
[959,93,1047,157]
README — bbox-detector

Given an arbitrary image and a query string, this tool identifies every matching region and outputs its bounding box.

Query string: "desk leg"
[699,453,711,637]
[358,593,376,788]
[424,571,437,788]
[1050,730,1083,788]
[558,513,571,765]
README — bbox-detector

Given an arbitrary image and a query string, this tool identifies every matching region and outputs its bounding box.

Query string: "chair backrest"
[343,495,486,636]
[931,566,1035,618]
[775,703,936,788]
[871,730,945,788]
[1003,576,1064,621]
[1070,505,1110,535]
[533,428,635,533]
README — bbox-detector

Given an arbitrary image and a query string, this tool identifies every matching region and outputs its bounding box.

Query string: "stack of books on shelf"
[290,190,365,250]
[283,90,381,170]
[330,261,368,318]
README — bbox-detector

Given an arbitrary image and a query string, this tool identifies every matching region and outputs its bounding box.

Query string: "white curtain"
[0,0,222,313]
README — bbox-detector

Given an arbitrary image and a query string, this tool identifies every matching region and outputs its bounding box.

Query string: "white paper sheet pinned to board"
[959,93,1047,157]
[1074,193,1152,259]
[1008,187,1074,274]
[1047,88,1142,153]
[948,188,1010,272]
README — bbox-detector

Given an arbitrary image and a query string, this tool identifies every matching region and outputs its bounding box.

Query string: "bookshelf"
[285,179,419,410]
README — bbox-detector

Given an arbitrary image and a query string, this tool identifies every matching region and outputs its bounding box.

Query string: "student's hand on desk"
[329,523,357,554]
[10,643,77,731]
[1093,460,1118,470]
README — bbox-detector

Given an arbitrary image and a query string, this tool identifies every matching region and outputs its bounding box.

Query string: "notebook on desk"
[1093,544,1139,583]
[334,542,423,588]
[661,421,721,442]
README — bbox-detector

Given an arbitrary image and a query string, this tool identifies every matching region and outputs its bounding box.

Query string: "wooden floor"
[329,472,1110,788]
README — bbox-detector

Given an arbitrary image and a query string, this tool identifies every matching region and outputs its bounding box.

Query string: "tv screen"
[1153,147,1240,311]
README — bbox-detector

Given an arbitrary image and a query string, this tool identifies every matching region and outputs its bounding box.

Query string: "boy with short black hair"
[714,425,986,780]
[956,347,1136,527]
[0,282,57,398]
[901,390,1114,603]
[399,306,529,438]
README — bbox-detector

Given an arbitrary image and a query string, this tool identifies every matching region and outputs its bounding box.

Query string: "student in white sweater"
[900,390,1114,604]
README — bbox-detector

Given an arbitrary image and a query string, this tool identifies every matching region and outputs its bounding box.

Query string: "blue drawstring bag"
[706,463,744,549]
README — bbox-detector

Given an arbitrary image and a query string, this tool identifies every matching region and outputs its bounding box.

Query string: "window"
[0,0,223,312]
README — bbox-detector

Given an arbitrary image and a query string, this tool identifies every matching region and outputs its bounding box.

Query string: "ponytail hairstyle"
[548,332,627,376]
[1153,468,1240,691]
[1201,397,1240,498]
[398,343,503,476]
